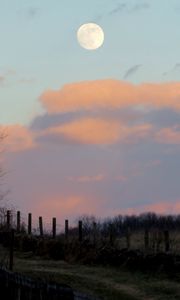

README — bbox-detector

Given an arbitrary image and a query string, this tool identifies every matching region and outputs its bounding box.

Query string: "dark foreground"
[14,252,180,300]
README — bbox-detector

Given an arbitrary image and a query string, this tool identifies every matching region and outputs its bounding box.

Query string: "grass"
[7,250,179,300]
[1,233,180,300]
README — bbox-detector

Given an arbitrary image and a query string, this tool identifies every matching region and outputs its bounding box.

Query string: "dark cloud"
[108,2,150,16]
[123,64,142,79]
[173,63,180,71]
[27,7,39,19]
[109,3,127,15]
[30,112,86,131]
[130,3,150,12]
[141,109,180,129]
[95,1,150,21]
[162,63,180,76]
[30,108,144,132]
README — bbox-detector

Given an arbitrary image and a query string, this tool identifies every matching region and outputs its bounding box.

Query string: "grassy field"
[1,232,180,300]
[6,250,179,300]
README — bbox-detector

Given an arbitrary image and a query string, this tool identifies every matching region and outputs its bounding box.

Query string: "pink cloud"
[155,126,180,144]
[32,194,103,221]
[40,80,180,113]
[41,117,152,145]
[115,175,128,182]
[67,173,106,183]
[0,124,35,152]
[116,201,180,215]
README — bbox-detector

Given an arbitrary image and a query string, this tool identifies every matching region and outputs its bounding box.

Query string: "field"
[1,214,180,299]
[0,246,179,300]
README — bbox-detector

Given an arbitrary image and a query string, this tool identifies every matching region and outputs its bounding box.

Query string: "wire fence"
[0,266,100,300]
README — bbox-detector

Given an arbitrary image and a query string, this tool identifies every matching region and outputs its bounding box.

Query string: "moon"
[77,23,104,50]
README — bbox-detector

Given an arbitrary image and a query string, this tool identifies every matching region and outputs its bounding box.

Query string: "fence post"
[144,229,149,250]
[39,216,44,237]
[9,229,14,271]
[52,217,56,239]
[17,211,21,233]
[7,210,11,230]
[152,229,156,252]
[65,219,69,240]
[126,227,131,249]
[79,220,82,242]
[156,230,161,252]
[28,213,32,235]
[164,230,170,252]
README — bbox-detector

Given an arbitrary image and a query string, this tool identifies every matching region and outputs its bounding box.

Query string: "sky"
[0,0,180,225]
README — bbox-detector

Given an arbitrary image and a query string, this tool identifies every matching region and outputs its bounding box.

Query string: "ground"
[12,251,180,300]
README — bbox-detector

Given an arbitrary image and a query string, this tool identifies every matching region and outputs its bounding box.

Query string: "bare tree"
[0,131,8,226]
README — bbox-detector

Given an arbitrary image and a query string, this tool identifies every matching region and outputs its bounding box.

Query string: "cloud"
[27,7,39,19]
[118,200,180,215]
[33,194,102,220]
[123,65,142,79]
[0,125,35,152]
[174,63,180,71]
[67,174,106,183]
[115,175,128,182]
[131,3,150,12]
[108,2,150,16]
[109,3,127,15]
[163,63,180,76]
[43,118,121,145]
[40,118,152,145]
[40,80,180,114]
[155,126,180,144]
[144,160,161,168]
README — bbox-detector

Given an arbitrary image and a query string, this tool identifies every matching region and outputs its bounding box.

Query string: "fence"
[0,266,100,300]
[0,210,102,300]
[2,210,171,252]
[0,209,176,299]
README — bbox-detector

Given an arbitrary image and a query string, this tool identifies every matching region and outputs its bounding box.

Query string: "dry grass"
[1,230,180,300]
[9,250,180,300]
[114,230,180,253]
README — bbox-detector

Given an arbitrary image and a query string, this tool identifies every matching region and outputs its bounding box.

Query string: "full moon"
[77,23,104,50]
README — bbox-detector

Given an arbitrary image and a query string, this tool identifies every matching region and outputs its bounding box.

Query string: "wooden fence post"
[7,210,11,230]
[152,229,156,252]
[78,220,82,242]
[28,213,32,235]
[65,219,69,240]
[144,229,149,250]
[164,230,170,252]
[156,230,161,252]
[9,229,14,271]
[52,217,56,239]
[39,216,43,237]
[17,211,21,233]
[126,227,131,249]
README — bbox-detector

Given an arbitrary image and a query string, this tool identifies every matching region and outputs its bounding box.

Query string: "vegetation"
[0,132,8,224]
[1,211,180,299]
[11,250,180,300]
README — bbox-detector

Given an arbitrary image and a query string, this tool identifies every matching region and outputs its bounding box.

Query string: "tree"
[0,131,8,226]
[0,131,5,199]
